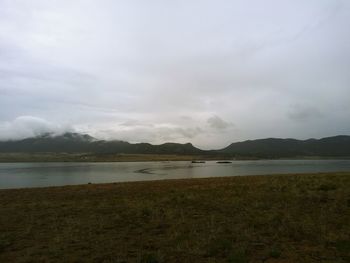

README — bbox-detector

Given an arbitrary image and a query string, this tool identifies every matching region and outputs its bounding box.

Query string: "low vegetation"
[0,172,349,262]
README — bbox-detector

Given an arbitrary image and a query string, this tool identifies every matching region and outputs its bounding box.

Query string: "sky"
[0,0,349,149]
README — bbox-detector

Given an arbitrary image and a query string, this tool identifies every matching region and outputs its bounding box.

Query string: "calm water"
[0,160,350,189]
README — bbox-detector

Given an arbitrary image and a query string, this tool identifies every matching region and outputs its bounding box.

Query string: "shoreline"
[1,171,350,191]
[1,153,350,163]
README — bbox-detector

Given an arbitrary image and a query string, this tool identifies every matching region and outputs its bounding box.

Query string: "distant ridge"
[220,135,350,157]
[0,133,350,157]
[0,132,203,155]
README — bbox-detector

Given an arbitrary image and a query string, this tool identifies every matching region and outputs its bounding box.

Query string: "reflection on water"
[0,160,350,189]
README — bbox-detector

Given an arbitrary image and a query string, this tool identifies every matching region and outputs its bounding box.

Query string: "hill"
[0,133,350,158]
[0,133,203,155]
[220,135,350,157]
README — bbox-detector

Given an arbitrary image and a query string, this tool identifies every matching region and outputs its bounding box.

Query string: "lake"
[0,159,350,189]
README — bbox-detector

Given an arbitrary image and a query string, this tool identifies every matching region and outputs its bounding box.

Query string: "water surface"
[0,159,350,189]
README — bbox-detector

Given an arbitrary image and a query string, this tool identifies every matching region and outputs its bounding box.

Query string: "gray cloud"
[288,104,323,122]
[0,0,349,147]
[207,116,232,130]
[86,124,203,145]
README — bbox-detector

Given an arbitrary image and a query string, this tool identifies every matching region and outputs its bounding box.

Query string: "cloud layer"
[0,0,349,148]
[0,116,71,141]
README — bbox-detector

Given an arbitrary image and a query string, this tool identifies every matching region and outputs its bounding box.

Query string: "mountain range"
[0,133,202,155]
[0,132,350,158]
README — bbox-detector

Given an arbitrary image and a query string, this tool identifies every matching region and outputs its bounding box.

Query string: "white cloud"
[0,116,71,140]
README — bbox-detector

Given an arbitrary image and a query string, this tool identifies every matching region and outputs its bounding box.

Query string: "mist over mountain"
[0,132,350,158]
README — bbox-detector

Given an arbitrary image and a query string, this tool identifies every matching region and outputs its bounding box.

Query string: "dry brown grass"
[0,172,349,262]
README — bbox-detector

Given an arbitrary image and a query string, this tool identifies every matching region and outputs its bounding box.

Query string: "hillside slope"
[220,135,350,157]
[0,133,203,155]
[1,133,350,157]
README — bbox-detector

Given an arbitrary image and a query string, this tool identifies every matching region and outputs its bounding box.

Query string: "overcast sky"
[0,0,349,149]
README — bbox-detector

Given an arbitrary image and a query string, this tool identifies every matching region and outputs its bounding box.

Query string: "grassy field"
[0,172,349,262]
